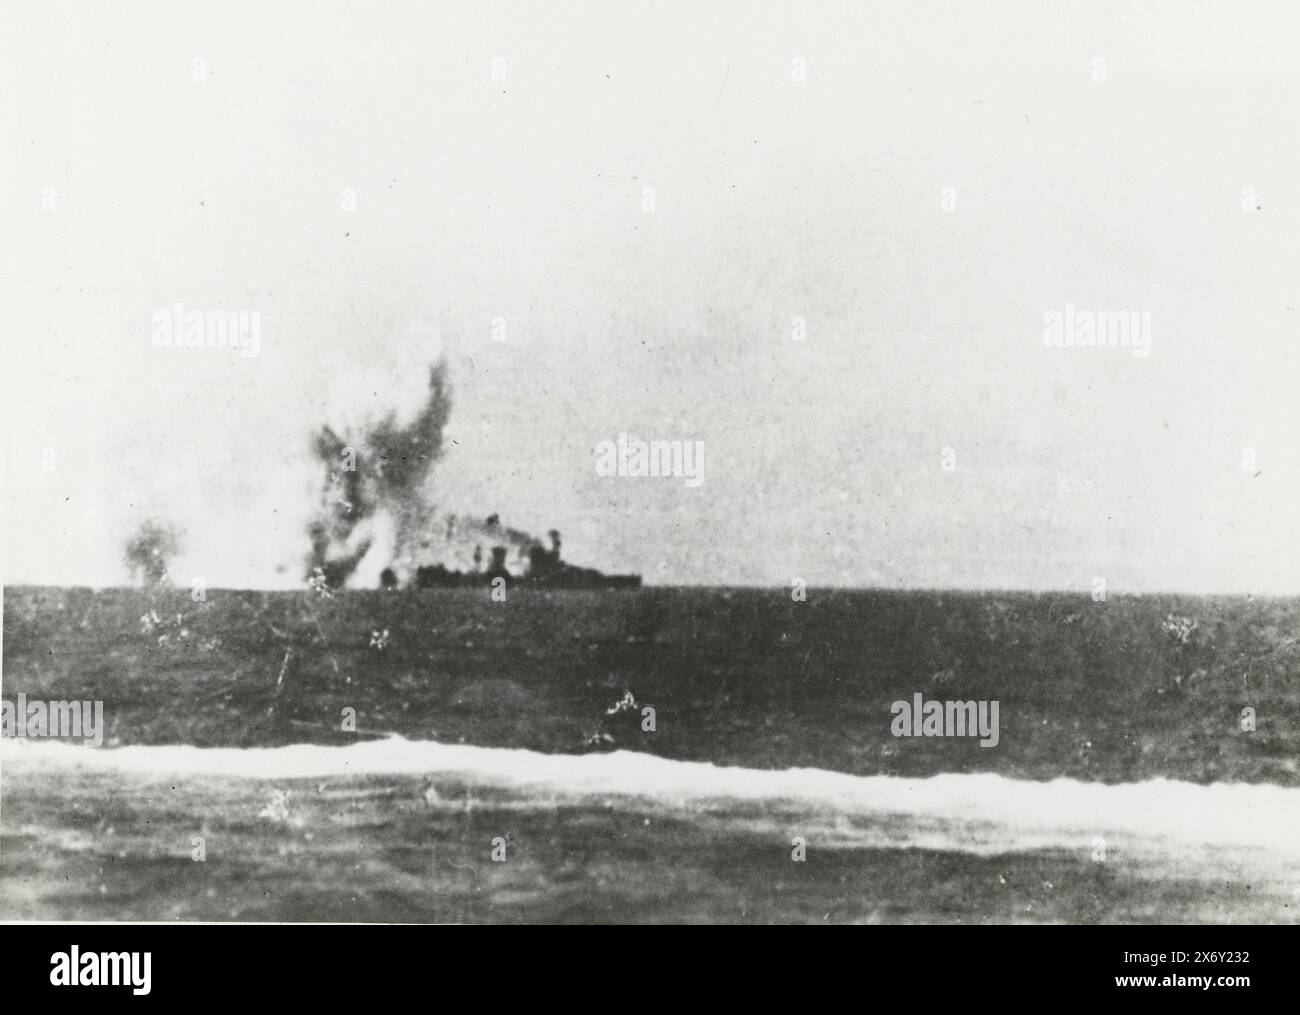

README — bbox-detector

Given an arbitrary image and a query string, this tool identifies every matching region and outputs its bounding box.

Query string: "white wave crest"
[5,736,1299,866]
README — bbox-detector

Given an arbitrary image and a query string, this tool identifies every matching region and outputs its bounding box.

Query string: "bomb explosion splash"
[305,361,452,587]
[123,519,183,588]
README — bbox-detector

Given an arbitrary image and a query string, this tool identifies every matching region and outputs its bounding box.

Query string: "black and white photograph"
[2,0,1297,967]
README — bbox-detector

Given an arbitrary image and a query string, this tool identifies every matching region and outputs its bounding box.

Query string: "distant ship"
[381,516,641,590]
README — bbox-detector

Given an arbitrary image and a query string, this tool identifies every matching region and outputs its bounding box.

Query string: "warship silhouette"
[381,515,641,590]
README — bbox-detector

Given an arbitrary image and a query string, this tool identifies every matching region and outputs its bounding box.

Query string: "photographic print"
[2,0,1298,941]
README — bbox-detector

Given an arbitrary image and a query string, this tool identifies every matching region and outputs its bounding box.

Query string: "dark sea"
[3,586,1298,922]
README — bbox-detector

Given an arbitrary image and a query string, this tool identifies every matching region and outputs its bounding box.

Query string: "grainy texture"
[4,586,1297,782]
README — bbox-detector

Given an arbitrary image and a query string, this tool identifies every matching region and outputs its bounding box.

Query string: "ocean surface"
[4,586,1298,922]
[4,736,1298,923]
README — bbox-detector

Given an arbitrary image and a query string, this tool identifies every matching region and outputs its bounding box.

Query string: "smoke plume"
[124,519,183,587]
[305,361,452,587]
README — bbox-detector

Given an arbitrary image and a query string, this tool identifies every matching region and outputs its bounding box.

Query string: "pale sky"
[3,0,1298,592]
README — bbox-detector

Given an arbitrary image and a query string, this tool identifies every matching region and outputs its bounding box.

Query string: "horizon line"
[2,581,1296,600]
